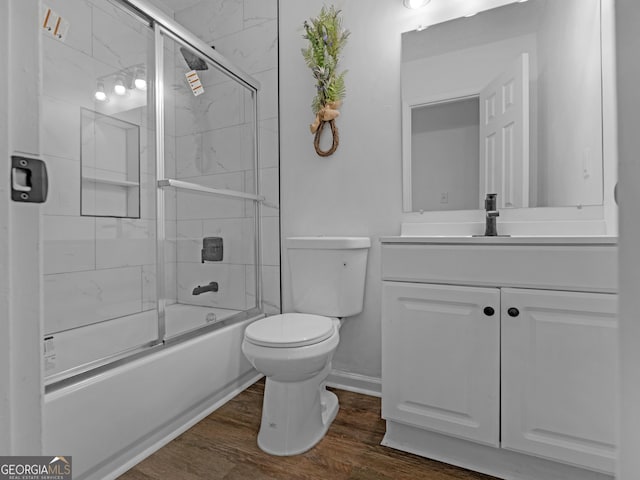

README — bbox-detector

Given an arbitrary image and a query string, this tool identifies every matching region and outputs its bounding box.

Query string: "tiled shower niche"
[80,108,141,218]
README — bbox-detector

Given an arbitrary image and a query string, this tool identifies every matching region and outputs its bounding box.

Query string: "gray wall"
[280,0,406,378]
[411,98,480,211]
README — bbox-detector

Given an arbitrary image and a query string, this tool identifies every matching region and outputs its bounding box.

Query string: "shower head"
[180,46,214,71]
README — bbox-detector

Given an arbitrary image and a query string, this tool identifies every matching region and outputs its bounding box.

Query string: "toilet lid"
[244,313,335,348]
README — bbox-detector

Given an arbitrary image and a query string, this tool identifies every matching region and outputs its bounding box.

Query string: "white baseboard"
[383,421,614,480]
[102,371,263,480]
[325,369,381,398]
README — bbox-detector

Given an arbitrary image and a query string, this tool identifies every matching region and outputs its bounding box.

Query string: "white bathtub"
[45,304,247,381]
[43,314,263,480]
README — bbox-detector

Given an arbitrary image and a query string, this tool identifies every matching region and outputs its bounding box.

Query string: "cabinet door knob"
[507,307,520,317]
[483,306,495,316]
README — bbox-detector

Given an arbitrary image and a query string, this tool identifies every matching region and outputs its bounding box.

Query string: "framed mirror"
[401,0,603,213]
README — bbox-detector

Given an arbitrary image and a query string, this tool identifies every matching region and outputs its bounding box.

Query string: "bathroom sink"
[380,235,617,246]
[471,234,511,237]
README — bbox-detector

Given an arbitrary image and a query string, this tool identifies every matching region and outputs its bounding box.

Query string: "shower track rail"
[158,178,266,203]
[116,0,260,92]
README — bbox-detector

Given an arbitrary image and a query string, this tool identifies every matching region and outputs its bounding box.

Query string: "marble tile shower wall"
[41,0,278,342]
[174,0,280,314]
[41,0,172,336]
[167,51,249,312]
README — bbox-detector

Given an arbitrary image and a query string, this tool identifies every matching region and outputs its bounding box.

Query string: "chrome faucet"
[192,281,219,295]
[484,193,499,236]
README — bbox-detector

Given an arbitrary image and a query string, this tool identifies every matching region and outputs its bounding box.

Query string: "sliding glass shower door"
[41,0,262,386]
[41,2,158,384]
[156,27,263,341]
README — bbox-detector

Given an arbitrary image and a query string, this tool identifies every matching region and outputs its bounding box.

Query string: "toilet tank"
[286,237,370,317]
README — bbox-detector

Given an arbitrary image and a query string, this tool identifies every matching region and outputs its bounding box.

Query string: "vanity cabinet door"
[501,288,617,473]
[382,282,500,447]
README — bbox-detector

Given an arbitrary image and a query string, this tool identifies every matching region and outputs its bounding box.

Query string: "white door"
[479,53,530,208]
[501,288,617,474]
[382,282,500,447]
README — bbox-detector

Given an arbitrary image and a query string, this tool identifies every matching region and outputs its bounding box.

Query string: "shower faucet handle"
[202,237,223,262]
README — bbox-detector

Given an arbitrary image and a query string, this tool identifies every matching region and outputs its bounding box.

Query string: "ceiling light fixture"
[403,0,431,9]
[94,81,107,102]
[134,68,147,91]
[114,76,127,96]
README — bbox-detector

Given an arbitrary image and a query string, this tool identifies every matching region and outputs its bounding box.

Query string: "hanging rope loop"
[309,101,341,157]
[313,120,339,157]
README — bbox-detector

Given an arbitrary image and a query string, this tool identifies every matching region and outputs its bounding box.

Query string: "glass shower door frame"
[44,0,264,388]
[153,22,264,344]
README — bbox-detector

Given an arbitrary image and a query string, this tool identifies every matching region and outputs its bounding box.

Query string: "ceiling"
[155,0,201,13]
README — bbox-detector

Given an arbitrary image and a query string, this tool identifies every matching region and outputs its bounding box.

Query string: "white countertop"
[380,236,618,246]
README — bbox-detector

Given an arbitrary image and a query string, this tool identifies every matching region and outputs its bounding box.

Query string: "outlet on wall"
[440,192,449,204]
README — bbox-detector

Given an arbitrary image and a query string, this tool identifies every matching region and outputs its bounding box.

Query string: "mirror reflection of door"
[407,54,530,212]
[409,96,479,212]
[479,53,530,209]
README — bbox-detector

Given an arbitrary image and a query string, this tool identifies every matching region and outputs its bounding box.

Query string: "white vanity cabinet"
[500,288,617,472]
[382,282,500,446]
[380,237,618,479]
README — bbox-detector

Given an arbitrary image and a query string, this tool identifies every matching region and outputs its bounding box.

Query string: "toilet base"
[257,375,339,456]
[320,388,339,427]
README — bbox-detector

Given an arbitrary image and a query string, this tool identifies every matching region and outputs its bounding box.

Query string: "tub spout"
[192,281,219,295]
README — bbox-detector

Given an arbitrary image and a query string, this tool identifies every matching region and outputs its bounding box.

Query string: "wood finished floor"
[118,379,500,480]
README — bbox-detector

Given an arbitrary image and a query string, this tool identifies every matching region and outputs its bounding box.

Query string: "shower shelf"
[158,178,265,202]
[82,176,140,188]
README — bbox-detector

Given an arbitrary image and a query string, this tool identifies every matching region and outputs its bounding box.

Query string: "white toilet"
[242,236,370,456]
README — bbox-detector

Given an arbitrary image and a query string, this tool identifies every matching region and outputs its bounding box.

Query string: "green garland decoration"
[302,6,350,156]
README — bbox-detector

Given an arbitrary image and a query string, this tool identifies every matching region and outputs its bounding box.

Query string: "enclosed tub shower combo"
[40,0,268,477]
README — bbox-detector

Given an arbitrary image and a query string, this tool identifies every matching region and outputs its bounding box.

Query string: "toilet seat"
[244,313,335,348]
